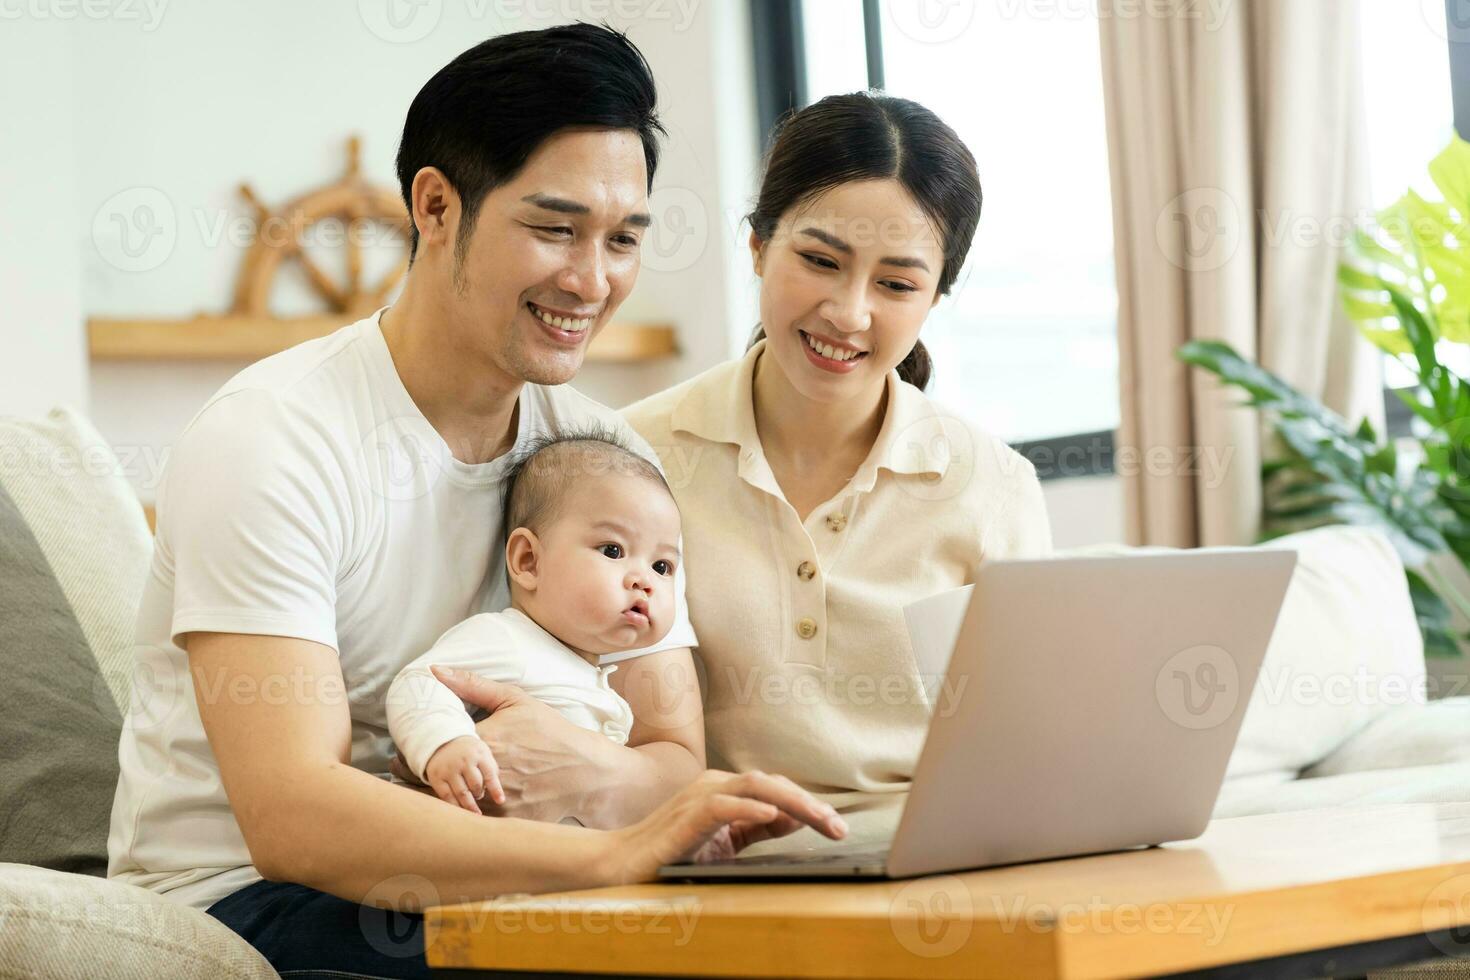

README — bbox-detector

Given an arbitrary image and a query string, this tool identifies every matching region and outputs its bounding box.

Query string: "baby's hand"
[424,735,504,814]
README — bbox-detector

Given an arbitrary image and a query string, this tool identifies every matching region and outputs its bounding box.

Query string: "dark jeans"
[207,878,431,979]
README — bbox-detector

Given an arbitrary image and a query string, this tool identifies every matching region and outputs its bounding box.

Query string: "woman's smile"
[798,328,871,374]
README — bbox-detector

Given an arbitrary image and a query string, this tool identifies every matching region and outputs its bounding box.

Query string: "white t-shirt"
[387,607,635,783]
[106,310,696,911]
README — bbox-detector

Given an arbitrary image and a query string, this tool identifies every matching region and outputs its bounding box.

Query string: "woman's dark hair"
[396,22,666,261]
[746,92,983,391]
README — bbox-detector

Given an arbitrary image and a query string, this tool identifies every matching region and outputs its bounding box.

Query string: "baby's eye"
[653,559,674,577]
[599,544,623,559]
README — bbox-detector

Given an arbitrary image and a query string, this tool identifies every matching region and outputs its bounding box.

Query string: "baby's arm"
[385,615,520,802]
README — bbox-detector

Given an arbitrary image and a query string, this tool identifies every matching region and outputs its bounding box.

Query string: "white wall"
[0,21,87,418]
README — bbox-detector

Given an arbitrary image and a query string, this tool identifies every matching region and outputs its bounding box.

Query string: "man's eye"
[653,560,674,576]
[599,543,623,559]
[539,226,573,238]
[613,233,640,248]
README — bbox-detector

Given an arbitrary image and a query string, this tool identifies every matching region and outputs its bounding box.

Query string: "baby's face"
[529,473,682,655]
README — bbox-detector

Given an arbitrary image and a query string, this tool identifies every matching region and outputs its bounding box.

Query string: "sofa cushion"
[1304,697,1470,779]
[0,408,152,874]
[1213,761,1470,817]
[0,863,277,979]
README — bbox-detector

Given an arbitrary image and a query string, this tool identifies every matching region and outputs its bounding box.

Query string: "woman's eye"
[801,253,838,271]
[883,280,918,294]
[653,560,674,576]
[599,544,623,559]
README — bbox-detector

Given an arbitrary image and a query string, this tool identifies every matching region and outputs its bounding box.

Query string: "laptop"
[659,549,1297,880]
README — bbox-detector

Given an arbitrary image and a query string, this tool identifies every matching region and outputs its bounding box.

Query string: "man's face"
[449,127,650,386]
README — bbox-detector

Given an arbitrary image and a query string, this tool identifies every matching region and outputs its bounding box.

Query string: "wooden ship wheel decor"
[88,136,674,363]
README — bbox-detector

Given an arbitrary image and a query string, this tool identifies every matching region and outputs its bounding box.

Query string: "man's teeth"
[804,331,863,362]
[530,303,592,333]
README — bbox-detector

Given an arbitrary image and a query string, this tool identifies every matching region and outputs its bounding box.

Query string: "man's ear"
[749,230,765,277]
[505,527,541,592]
[410,166,458,255]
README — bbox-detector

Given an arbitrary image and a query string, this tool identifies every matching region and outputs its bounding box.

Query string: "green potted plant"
[1178,135,1470,658]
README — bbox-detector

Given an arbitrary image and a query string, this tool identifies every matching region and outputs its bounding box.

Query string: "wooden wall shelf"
[87,315,678,364]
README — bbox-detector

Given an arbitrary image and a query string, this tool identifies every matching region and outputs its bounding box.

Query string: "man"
[107,24,845,978]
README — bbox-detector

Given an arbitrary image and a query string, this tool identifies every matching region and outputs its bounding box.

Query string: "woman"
[625,92,1052,826]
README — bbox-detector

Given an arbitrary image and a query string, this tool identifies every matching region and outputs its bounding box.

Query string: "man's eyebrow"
[523,193,590,215]
[798,226,931,272]
[521,193,652,229]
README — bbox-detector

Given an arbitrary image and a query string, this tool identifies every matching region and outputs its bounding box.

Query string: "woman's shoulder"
[620,360,731,440]
[900,389,1040,494]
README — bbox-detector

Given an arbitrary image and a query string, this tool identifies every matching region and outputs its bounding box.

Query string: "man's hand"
[424,735,505,813]
[422,665,623,823]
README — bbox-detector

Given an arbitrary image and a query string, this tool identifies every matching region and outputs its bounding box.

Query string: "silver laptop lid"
[886,549,1296,879]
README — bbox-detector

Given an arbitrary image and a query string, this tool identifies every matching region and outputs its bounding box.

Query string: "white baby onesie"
[386,607,636,782]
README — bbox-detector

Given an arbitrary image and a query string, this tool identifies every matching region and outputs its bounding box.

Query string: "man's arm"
[189,631,612,906]
[192,632,846,902]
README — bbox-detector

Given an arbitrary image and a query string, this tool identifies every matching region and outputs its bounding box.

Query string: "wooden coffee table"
[426,803,1470,979]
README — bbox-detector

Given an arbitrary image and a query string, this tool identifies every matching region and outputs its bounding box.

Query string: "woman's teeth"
[803,331,864,362]
[529,303,592,333]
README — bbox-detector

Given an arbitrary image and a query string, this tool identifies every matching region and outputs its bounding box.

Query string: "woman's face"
[751,178,945,403]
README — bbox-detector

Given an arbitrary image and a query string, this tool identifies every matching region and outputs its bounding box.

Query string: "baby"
[385,429,683,814]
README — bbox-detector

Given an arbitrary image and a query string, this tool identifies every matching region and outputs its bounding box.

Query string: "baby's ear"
[505,527,540,590]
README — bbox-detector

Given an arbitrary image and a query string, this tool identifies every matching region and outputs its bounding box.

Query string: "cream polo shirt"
[622,340,1053,800]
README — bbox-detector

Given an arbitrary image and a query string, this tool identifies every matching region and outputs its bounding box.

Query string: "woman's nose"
[819,292,873,335]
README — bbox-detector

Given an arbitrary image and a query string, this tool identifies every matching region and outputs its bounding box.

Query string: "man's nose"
[557,241,611,305]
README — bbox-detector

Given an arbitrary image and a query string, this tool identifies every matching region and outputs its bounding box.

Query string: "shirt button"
[797,561,816,581]
[825,513,848,532]
[796,617,818,639]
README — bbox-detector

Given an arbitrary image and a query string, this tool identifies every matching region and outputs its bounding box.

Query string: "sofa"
[0,407,1465,980]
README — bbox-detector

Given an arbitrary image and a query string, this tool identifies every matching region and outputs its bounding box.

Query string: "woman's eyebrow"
[521,193,652,228]
[797,226,930,272]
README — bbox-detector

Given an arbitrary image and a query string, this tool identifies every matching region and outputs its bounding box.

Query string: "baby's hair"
[501,423,672,536]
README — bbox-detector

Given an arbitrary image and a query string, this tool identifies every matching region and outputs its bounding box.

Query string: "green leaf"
[1407,567,1465,658]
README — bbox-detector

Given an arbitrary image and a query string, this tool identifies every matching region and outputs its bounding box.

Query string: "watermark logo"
[0,0,170,31]
[1156,187,1241,273]
[641,186,709,274]
[887,0,975,44]
[1424,0,1470,44]
[889,874,974,957]
[1155,644,1238,729]
[360,874,440,958]
[1424,872,1470,958]
[92,187,177,273]
[358,0,441,43]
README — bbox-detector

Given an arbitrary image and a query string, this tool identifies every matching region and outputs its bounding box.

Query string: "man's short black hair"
[396,21,666,261]
[502,424,671,537]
